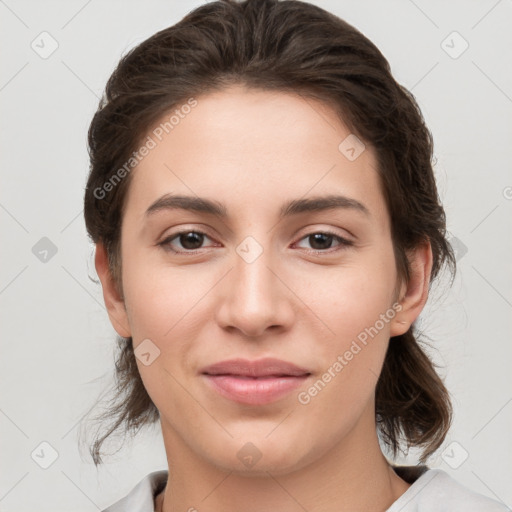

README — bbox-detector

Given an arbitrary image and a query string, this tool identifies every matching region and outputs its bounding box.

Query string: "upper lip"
[200,358,311,378]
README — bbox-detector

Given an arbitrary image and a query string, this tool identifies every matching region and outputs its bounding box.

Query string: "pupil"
[310,233,332,250]
[181,232,203,250]
[177,233,333,251]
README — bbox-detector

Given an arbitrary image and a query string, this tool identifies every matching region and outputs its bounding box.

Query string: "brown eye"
[159,231,214,253]
[308,233,335,250]
[295,231,353,253]
[177,232,205,250]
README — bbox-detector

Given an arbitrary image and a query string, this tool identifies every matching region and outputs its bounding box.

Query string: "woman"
[83,0,509,510]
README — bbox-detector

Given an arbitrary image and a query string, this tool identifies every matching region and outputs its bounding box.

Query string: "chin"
[203,434,315,477]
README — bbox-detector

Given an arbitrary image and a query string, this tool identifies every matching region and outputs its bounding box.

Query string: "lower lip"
[203,375,309,405]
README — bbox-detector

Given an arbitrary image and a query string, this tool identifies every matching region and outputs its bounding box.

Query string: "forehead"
[123,85,388,226]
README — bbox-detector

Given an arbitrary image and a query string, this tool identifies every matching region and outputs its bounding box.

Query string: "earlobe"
[390,241,433,337]
[94,242,132,338]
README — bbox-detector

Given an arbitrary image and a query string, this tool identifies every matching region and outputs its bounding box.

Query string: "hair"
[82,0,456,466]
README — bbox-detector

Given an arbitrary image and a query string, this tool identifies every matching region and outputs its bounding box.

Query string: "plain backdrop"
[1,0,511,510]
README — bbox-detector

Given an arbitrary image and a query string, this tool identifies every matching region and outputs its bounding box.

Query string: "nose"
[214,243,296,338]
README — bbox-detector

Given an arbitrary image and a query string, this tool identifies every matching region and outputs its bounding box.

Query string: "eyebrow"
[144,193,370,219]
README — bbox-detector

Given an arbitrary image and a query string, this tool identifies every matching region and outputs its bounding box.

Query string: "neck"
[157,409,410,512]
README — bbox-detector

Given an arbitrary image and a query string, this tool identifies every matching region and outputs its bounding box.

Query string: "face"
[102,85,415,475]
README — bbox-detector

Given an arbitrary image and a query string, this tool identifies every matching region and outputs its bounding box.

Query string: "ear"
[390,241,433,337]
[94,242,132,338]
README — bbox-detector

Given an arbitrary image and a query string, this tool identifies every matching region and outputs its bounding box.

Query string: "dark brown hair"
[82,0,456,466]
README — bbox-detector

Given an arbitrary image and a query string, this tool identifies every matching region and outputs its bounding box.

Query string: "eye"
[294,231,353,253]
[158,229,353,255]
[159,230,217,253]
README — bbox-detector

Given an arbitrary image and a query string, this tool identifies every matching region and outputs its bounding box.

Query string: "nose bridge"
[216,235,293,337]
[236,241,274,301]
[234,235,280,315]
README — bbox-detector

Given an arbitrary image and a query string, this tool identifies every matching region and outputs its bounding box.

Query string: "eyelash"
[158,229,354,255]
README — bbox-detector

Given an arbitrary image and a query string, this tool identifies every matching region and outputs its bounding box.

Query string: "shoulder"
[388,468,510,512]
[101,470,168,512]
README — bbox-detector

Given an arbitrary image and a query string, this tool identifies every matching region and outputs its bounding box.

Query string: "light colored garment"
[102,465,510,511]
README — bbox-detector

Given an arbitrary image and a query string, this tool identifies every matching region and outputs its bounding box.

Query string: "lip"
[200,358,311,405]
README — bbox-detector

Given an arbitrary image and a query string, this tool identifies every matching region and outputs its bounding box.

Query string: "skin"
[95,85,432,512]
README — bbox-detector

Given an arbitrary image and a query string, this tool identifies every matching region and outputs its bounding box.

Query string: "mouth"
[200,358,311,405]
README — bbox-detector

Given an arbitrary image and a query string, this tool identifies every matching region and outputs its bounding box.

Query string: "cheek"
[122,259,215,401]
[296,271,393,434]
[122,253,212,342]
[297,256,397,341]
[293,251,396,394]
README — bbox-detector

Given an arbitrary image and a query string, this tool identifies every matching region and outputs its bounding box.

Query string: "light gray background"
[1,0,511,510]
